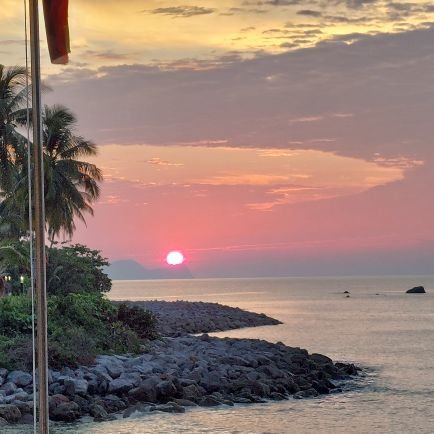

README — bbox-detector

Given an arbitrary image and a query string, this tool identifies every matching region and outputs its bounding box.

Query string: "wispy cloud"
[146,5,215,18]
[197,174,290,186]
[146,157,183,167]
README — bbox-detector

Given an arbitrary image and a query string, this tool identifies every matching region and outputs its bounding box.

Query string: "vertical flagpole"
[29,0,50,432]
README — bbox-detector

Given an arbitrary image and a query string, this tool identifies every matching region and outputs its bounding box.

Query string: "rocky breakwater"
[0,335,360,425]
[115,300,282,336]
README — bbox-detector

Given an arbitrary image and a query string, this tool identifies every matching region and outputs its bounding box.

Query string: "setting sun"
[166,251,184,266]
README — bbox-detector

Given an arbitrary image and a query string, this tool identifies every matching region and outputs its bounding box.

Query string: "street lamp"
[20,275,24,294]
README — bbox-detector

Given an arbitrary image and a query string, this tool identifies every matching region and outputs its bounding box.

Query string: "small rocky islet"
[0,301,360,425]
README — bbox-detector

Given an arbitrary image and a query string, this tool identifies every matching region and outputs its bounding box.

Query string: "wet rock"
[128,376,159,403]
[50,401,81,422]
[152,402,185,413]
[406,286,426,294]
[198,395,221,407]
[181,383,204,402]
[156,380,177,401]
[172,398,197,406]
[310,354,333,365]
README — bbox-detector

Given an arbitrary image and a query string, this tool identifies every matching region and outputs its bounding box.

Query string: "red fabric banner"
[42,0,70,64]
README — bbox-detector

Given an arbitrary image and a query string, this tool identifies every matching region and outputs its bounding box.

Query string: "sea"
[10,276,434,434]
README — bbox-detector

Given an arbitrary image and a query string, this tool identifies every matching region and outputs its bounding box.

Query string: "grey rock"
[172,398,197,406]
[310,354,333,365]
[97,357,124,379]
[0,405,22,423]
[406,286,426,294]
[64,378,88,396]
[156,380,177,400]
[1,382,17,396]
[89,403,111,421]
[109,372,141,395]
[198,395,221,407]
[152,402,185,413]
[181,384,204,402]
[50,402,81,422]
[128,376,159,403]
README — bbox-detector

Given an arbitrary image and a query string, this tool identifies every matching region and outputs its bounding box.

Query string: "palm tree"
[42,104,102,241]
[0,65,28,192]
[0,104,102,242]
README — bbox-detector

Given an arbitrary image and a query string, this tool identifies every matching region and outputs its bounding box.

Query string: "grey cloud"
[297,9,322,17]
[146,6,215,18]
[323,14,372,24]
[84,50,133,61]
[228,7,268,14]
[46,26,434,165]
[335,0,379,8]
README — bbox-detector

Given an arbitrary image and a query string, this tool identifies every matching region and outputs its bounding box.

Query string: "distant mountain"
[106,259,193,280]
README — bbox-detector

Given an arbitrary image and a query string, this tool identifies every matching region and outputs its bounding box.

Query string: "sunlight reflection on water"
[6,276,434,433]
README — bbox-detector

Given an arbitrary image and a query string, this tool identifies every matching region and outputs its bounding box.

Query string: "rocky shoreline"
[0,301,360,426]
[113,300,282,336]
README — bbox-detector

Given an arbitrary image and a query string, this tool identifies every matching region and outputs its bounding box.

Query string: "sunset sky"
[2,0,434,277]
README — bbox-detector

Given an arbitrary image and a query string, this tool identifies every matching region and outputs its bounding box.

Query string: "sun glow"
[166,251,184,265]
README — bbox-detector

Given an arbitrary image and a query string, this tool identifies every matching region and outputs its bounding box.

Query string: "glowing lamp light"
[166,251,184,266]
[20,275,24,284]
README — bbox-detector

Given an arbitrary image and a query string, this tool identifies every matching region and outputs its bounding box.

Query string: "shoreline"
[0,300,360,426]
[112,300,282,336]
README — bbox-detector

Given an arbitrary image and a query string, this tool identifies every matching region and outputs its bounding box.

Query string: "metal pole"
[29,0,50,432]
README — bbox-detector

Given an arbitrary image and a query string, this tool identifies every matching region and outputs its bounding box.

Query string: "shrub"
[117,303,159,341]
[0,293,158,370]
[0,296,33,334]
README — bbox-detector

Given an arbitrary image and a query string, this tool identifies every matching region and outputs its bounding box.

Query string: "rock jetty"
[0,301,361,426]
[114,300,282,336]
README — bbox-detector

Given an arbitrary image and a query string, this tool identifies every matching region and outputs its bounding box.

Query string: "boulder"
[181,384,204,402]
[198,395,221,407]
[7,371,33,388]
[108,373,141,395]
[50,402,81,422]
[97,357,124,379]
[49,394,70,411]
[0,405,21,423]
[89,403,113,421]
[64,378,88,396]
[406,286,426,294]
[151,402,185,413]
[101,394,127,413]
[128,376,159,403]
[310,354,333,365]
[156,380,177,401]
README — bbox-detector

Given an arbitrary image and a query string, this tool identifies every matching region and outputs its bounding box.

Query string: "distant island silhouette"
[106,259,194,280]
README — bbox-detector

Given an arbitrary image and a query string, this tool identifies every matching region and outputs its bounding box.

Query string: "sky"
[1,0,434,277]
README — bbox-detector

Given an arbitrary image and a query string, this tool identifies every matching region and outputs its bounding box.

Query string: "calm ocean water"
[13,276,434,433]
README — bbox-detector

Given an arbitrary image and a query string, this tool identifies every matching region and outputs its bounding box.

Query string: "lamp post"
[20,276,24,294]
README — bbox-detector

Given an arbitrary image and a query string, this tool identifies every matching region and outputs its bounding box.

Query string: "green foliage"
[117,303,159,341]
[0,296,32,334]
[0,241,111,295]
[46,243,111,295]
[0,293,158,370]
